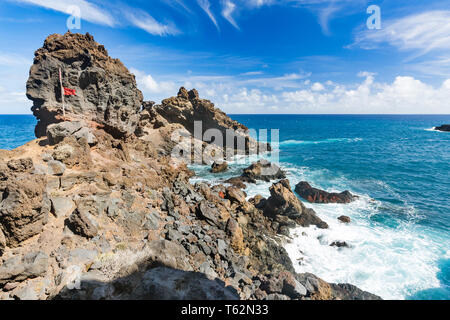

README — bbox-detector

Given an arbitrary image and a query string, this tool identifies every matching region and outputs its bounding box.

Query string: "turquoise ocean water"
[1,114,449,300]
[190,114,450,300]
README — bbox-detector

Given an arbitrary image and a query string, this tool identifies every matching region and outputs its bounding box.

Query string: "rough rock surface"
[435,124,450,132]
[211,161,228,173]
[242,160,286,182]
[295,181,357,204]
[338,215,351,223]
[27,32,143,138]
[0,32,381,301]
[264,180,328,229]
[225,160,285,187]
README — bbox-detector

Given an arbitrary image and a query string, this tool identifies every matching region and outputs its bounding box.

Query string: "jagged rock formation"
[27,32,143,138]
[210,161,228,173]
[0,32,381,301]
[295,181,357,204]
[263,180,329,230]
[146,87,269,154]
[224,160,286,188]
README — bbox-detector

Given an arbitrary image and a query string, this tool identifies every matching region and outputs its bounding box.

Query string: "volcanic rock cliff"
[27,32,143,138]
[0,32,380,300]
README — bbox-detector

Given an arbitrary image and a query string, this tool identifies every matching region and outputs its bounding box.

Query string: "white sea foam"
[190,157,445,300]
[241,165,445,300]
[279,138,363,146]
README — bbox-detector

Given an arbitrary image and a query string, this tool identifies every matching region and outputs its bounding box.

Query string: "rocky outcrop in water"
[0,32,381,301]
[295,181,357,204]
[224,160,286,188]
[263,180,328,229]
[210,161,228,173]
[435,124,450,132]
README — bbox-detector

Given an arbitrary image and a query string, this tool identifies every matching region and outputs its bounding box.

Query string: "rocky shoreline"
[0,32,381,300]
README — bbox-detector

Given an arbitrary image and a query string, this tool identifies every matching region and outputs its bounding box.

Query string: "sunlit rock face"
[26,32,143,138]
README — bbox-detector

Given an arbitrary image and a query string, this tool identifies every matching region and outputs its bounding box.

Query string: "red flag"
[64,87,76,96]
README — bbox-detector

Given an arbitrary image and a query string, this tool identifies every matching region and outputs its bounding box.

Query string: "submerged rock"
[295,181,357,204]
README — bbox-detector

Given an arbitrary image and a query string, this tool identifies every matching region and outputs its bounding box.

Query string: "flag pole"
[59,68,65,117]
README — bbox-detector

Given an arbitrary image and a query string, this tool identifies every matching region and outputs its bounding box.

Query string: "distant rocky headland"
[434,124,450,132]
[0,32,380,300]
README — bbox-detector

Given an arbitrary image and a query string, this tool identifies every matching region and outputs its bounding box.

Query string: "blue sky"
[0,0,449,114]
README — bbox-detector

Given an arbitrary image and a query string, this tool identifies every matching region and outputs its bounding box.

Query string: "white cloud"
[126,10,179,36]
[311,82,325,91]
[352,10,450,56]
[14,0,115,26]
[280,74,450,114]
[160,71,450,114]
[222,0,239,29]
[131,68,177,101]
[197,0,219,30]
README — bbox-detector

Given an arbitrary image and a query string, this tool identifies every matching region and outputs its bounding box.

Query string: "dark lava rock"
[242,160,286,182]
[27,32,143,138]
[338,215,351,223]
[435,124,450,132]
[330,241,350,248]
[295,181,357,204]
[264,180,328,229]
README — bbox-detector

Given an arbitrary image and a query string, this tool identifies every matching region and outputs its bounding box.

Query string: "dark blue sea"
[1,114,449,299]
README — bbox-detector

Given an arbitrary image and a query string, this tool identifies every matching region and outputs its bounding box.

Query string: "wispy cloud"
[197,0,219,30]
[126,10,180,36]
[222,0,239,29]
[352,10,450,56]
[0,53,31,66]
[14,0,115,26]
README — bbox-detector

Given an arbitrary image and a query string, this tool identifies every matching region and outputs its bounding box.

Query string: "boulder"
[146,240,192,271]
[7,158,34,173]
[210,161,228,173]
[264,180,328,229]
[50,197,76,218]
[0,174,49,247]
[47,160,66,176]
[338,215,351,223]
[224,176,254,189]
[27,32,143,138]
[225,187,247,204]
[67,209,98,238]
[196,201,221,227]
[435,124,450,132]
[295,181,357,204]
[242,160,286,182]
[46,121,83,145]
[0,252,48,286]
[141,266,240,300]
